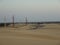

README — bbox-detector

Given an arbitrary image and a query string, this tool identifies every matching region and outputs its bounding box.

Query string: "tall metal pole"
[12,15,14,27]
[4,16,6,28]
[25,17,28,25]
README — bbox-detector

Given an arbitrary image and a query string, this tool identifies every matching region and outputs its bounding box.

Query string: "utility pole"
[25,17,28,25]
[4,16,6,28]
[12,15,14,28]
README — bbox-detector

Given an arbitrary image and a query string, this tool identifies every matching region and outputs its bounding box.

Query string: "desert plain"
[0,24,60,45]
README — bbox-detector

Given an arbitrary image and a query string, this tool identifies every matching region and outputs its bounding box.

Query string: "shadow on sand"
[28,24,45,30]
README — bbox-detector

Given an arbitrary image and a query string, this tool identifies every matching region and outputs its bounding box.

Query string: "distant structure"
[25,17,28,25]
[12,15,15,27]
[4,16,6,28]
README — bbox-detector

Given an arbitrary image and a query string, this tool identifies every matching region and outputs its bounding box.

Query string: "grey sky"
[0,0,60,22]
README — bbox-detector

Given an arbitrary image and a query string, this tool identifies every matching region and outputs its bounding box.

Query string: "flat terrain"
[0,24,60,45]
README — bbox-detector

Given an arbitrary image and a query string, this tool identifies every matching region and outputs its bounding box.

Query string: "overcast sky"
[0,0,60,22]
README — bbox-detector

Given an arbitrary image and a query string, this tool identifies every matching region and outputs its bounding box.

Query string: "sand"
[0,24,60,45]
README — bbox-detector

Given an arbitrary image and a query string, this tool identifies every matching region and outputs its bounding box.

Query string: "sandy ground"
[0,24,60,45]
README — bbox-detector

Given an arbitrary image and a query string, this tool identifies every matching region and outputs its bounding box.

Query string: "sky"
[0,0,60,22]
